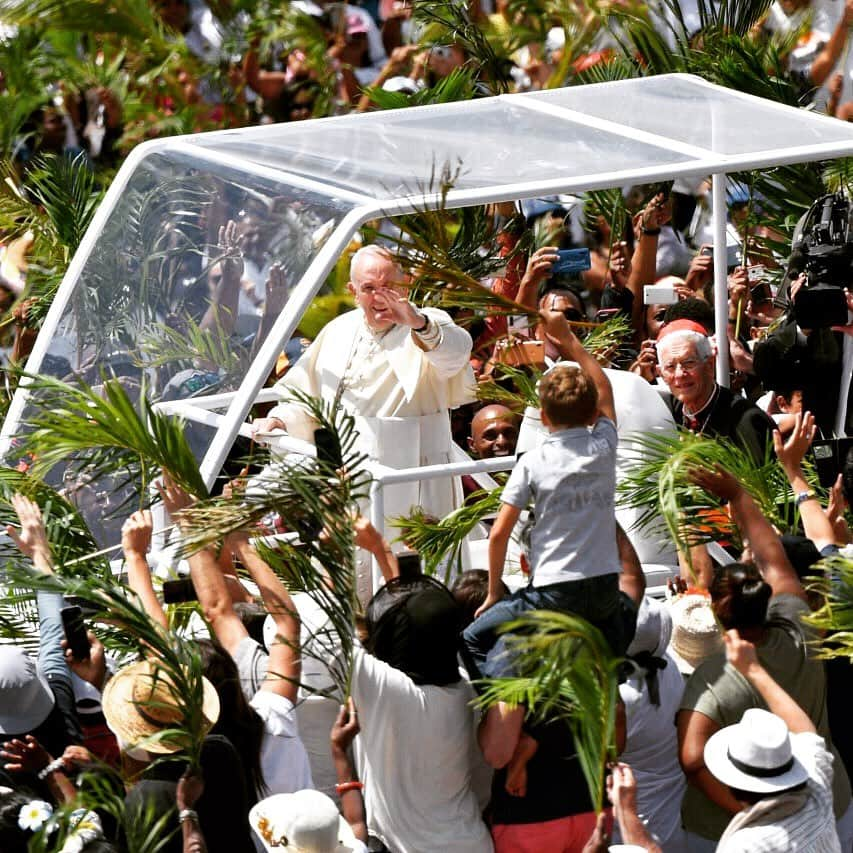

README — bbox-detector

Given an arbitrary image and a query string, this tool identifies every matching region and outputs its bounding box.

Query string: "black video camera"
[787,193,852,328]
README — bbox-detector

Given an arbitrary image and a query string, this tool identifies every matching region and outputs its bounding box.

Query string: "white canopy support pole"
[711,173,730,387]
[369,479,385,595]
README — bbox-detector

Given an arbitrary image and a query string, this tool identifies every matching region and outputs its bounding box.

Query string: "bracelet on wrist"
[641,224,661,236]
[178,809,199,825]
[795,490,817,507]
[37,758,66,780]
[335,780,364,795]
[412,314,430,333]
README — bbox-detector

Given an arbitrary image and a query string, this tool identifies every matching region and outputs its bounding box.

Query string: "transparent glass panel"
[18,148,354,546]
[194,98,695,198]
[529,76,853,156]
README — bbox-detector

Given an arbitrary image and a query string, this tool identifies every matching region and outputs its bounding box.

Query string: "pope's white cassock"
[267,305,475,586]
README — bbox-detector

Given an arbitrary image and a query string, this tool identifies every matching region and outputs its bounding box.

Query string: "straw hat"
[704,708,810,794]
[667,594,723,675]
[250,790,358,853]
[0,646,55,734]
[102,660,219,755]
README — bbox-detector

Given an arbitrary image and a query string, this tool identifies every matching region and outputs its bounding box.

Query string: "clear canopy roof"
[189,73,853,202]
[5,73,853,546]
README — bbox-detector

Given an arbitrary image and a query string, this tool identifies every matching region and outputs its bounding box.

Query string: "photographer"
[753,190,852,436]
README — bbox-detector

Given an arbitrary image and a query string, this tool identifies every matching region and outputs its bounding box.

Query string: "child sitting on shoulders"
[462,304,625,680]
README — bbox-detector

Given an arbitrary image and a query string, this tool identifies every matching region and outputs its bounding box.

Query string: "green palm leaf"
[413,0,514,93]
[177,390,368,692]
[363,67,479,111]
[393,487,503,583]
[0,468,108,576]
[18,373,209,502]
[3,561,210,768]
[803,553,853,660]
[617,429,796,556]
[0,0,171,47]
[476,609,622,812]
[378,164,536,323]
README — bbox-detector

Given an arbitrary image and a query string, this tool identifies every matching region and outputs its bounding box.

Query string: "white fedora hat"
[704,708,810,794]
[250,790,358,853]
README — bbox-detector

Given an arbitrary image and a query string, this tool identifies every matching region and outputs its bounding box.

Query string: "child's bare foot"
[505,732,538,798]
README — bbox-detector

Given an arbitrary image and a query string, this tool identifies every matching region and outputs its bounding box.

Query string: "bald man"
[468,404,520,459]
[253,245,475,595]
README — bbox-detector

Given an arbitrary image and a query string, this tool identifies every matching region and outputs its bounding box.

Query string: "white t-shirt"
[502,417,620,585]
[250,690,314,796]
[616,651,687,847]
[350,649,493,853]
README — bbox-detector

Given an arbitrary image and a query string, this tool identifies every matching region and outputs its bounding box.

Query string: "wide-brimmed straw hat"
[250,790,358,853]
[102,660,219,755]
[704,708,810,794]
[667,593,723,675]
[0,646,55,734]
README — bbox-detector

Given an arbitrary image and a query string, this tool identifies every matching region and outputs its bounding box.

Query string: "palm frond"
[178,390,368,691]
[21,152,104,255]
[803,552,853,660]
[363,66,479,111]
[0,0,173,50]
[617,429,794,557]
[0,467,108,576]
[475,362,542,412]
[413,0,514,93]
[583,314,633,363]
[379,164,537,323]
[177,390,368,552]
[583,188,629,248]
[3,562,210,768]
[393,487,503,583]
[136,315,248,377]
[28,764,178,853]
[0,589,39,654]
[18,373,209,504]
[475,609,622,812]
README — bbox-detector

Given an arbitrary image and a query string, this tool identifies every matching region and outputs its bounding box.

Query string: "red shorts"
[492,810,613,853]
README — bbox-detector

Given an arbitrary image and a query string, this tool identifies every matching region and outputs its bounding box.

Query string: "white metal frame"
[6,73,853,516]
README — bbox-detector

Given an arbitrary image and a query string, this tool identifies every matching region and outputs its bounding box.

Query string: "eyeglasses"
[660,358,702,377]
[563,309,584,322]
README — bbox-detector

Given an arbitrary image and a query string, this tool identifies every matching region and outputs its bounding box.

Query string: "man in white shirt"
[253,245,475,592]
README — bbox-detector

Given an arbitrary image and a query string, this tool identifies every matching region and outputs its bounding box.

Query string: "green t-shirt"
[679,594,852,841]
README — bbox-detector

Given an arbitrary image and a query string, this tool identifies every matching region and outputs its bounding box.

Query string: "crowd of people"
[7,0,853,355]
[2,184,853,853]
[4,1,853,852]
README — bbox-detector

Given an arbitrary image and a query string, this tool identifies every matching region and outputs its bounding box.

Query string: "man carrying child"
[462,302,626,682]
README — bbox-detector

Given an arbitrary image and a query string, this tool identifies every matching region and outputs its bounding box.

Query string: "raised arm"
[199,220,243,337]
[122,510,168,630]
[773,412,837,552]
[539,304,616,424]
[724,629,814,734]
[157,477,249,657]
[329,698,368,843]
[626,194,670,345]
[353,516,399,583]
[691,466,805,601]
[229,534,300,703]
[478,501,520,618]
[516,246,559,312]
[607,763,663,853]
[809,0,853,86]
